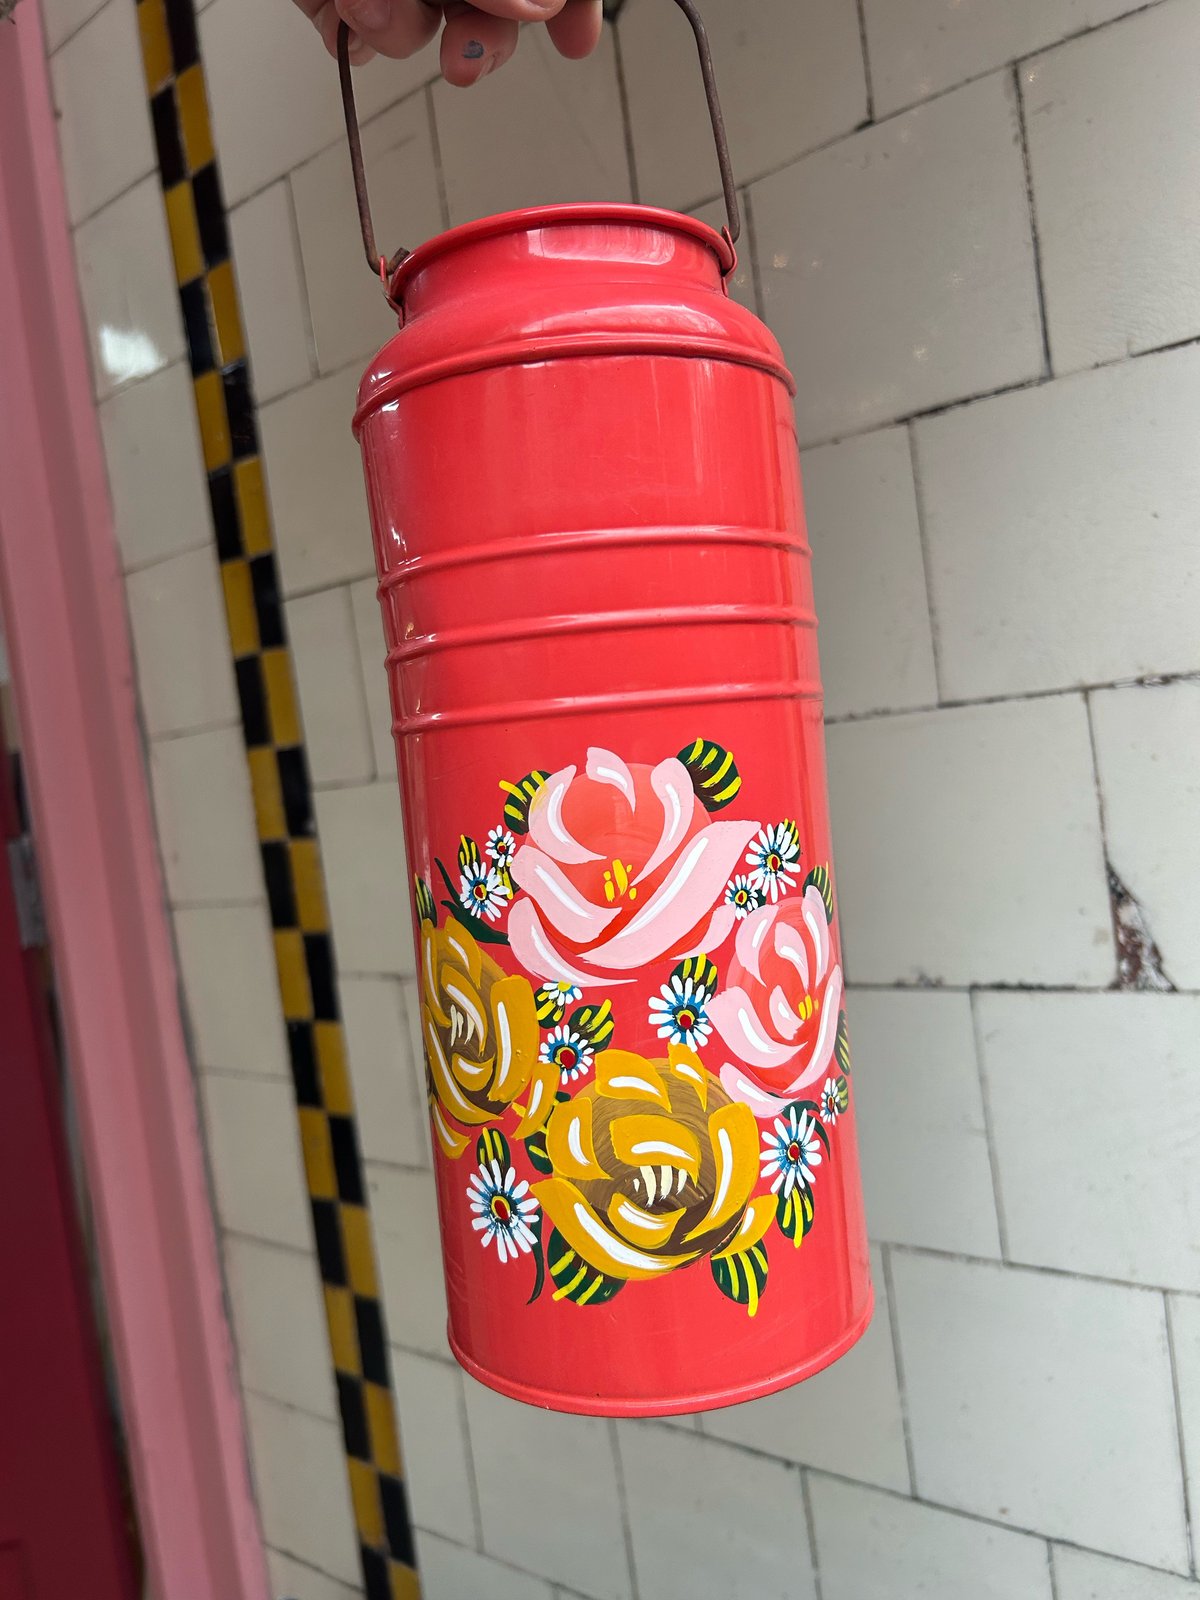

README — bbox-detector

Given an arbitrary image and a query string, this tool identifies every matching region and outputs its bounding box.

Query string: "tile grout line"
[423,81,452,233]
[800,1467,826,1600]
[741,186,766,321]
[905,420,946,705]
[128,0,420,1594]
[610,12,642,207]
[968,987,1013,1262]
[1046,1540,1061,1600]
[880,1244,920,1498]
[1012,61,1054,379]
[451,1369,486,1554]
[282,172,322,382]
[608,1420,644,1600]
[853,0,876,123]
[1164,1294,1198,1578]
[1083,690,1124,987]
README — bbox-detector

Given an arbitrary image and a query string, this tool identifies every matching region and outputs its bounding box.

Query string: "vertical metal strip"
[130,3,420,1595]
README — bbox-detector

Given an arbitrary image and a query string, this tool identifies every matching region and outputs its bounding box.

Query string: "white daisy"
[467,1159,539,1263]
[486,826,517,867]
[459,862,510,922]
[648,974,714,1049]
[760,1105,823,1199]
[820,1077,841,1124]
[539,1024,595,1085]
[745,821,802,903]
[725,873,764,920]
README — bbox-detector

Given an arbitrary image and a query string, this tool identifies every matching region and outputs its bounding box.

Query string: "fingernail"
[344,0,389,31]
[462,38,485,59]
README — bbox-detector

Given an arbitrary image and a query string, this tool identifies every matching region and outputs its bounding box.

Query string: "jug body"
[354,204,871,1415]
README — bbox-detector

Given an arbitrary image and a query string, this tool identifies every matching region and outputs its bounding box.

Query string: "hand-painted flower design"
[725,874,764,920]
[540,1024,595,1085]
[761,1104,822,1198]
[535,980,583,1027]
[487,826,517,867]
[458,860,510,922]
[508,749,759,990]
[820,1077,841,1124]
[745,821,801,903]
[532,1047,774,1283]
[467,1159,539,1262]
[420,920,558,1159]
[648,973,713,1050]
[709,884,845,1118]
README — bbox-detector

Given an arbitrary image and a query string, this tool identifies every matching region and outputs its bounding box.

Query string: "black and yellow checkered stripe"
[132,3,419,1594]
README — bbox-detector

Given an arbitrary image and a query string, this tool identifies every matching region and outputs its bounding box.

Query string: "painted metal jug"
[341,2,871,1416]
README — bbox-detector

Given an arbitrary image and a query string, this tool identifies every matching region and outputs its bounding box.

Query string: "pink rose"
[708,886,844,1117]
[508,748,758,989]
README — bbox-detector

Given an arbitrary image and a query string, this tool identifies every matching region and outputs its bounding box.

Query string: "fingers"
[307,0,375,62]
[330,0,442,61]
[545,0,603,59]
[439,1,520,85]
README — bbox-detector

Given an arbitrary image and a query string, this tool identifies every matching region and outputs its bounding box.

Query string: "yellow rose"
[533,1046,774,1286]
[420,919,556,1160]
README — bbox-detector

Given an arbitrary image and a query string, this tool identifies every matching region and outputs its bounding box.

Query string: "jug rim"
[386,202,737,302]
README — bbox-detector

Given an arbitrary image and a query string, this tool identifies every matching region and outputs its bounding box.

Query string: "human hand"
[297,0,604,87]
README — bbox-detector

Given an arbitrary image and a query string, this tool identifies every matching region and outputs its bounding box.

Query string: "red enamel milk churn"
[341,1,871,1416]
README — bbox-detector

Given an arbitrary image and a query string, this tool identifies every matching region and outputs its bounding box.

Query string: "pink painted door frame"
[0,10,269,1600]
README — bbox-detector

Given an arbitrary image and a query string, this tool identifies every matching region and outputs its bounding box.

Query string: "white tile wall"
[980,993,1200,1292]
[802,427,938,718]
[753,73,1043,446]
[890,1252,1190,1570]
[689,196,757,313]
[1054,1545,1200,1600]
[390,1351,478,1542]
[149,726,264,905]
[349,576,396,780]
[340,976,426,1169]
[50,0,155,224]
[283,587,375,787]
[621,0,867,211]
[173,904,290,1078]
[259,364,374,596]
[312,782,415,976]
[267,1548,361,1600]
[228,182,314,405]
[616,1424,815,1600]
[73,175,185,402]
[915,345,1200,700]
[415,1535,555,1600]
[1091,682,1200,991]
[704,1247,910,1491]
[826,698,1112,987]
[862,0,1152,117]
[291,91,442,375]
[1168,1292,1200,1573]
[200,1073,314,1253]
[810,1474,1054,1600]
[368,1162,450,1359]
[463,1385,632,1600]
[42,0,107,54]
[1024,1,1200,374]
[224,1235,337,1421]
[432,28,630,226]
[849,991,1001,1257]
[125,548,239,737]
[99,362,212,570]
[244,1392,361,1587]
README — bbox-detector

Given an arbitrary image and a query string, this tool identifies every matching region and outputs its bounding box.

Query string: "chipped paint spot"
[1107,866,1174,993]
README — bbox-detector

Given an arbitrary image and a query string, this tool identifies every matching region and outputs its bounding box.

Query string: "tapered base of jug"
[447,1290,875,1418]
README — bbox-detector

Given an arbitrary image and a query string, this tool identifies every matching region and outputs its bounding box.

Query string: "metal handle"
[337,0,741,285]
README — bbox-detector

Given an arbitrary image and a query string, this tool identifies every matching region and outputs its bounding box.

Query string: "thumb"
[334,0,441,60]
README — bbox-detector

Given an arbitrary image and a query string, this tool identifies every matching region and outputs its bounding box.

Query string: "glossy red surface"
[354,204,871,1415]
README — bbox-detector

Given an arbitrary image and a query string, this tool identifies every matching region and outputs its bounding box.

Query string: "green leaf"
[434,859,509,945]
[835,1010,852,1076]
[677,739,742,811]
[476,1128,511,1171]
[711,1239,769,1316]
[546,1228,624,1306]
[524,1091,571,1176]
[776,1182,815,1249]
[499,770,550,835]
[569,998,615,1050]
[803,863,835,922]
[414,875,437,927]
[527,1212,546,1305]
[834,1074,850,1114]
[458,834,484,875]
[671,953,719,1001]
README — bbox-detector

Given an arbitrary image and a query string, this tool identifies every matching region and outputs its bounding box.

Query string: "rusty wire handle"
[337,0,741,284]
